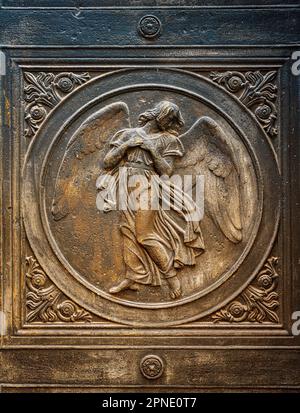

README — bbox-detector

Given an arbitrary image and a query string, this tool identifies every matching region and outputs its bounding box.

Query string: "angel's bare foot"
[167,276,182,299]
[109,279,135,294]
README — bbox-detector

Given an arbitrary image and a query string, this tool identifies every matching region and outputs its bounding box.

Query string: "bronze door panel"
[0,1,299,392]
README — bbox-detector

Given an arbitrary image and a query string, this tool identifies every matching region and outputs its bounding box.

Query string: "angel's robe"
[100,128,205,286]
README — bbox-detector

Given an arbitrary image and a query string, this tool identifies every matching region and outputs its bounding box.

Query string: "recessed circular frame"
[22,68,280,327]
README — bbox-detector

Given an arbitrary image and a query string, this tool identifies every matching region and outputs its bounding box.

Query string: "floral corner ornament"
[23,71,90,138]
[212,257,279,323]
[25,256,92,323]
[209,70,278,139]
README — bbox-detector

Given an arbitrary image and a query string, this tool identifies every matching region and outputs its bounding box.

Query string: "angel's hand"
[140,139,156,154]
[126,136,143,148]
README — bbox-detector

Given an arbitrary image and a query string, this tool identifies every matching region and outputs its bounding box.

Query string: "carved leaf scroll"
[209,70,278,138]
[24,71,90,138]
[25,256,92,323]
[212,257,279,323]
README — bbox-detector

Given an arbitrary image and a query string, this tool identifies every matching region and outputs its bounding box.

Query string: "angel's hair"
[138,101,185,136]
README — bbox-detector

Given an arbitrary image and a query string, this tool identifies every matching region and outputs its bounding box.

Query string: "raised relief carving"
[26,256,92,323]
[52,101,242,300]
[24,71,90,138]
[138,15,162,38]
[140,355,164,380]
[212,257,279,323]
[23,68,280,325]
[209,71,278,138]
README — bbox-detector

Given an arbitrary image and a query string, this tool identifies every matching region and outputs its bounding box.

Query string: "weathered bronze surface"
[0,0,300,392]
[23,68,279,326]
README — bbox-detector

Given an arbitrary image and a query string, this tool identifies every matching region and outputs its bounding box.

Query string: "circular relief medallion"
[138,15,161,38]
[140,355,164,379]
[22,68,280,326]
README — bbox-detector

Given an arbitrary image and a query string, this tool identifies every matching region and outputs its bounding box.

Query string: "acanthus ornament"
[25,256,92,323]
[212,257,279,323]
[24,71,90,138]
[209,71,278,138]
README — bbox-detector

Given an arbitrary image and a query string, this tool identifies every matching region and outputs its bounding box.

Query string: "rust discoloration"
[4,93,10,128]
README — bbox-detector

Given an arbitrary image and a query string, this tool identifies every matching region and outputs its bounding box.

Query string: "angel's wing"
[51,102,130,221]
[175,116,242,243]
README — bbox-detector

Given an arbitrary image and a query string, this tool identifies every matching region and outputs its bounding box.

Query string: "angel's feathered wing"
[51,102,130,221]
[175,116,242,243]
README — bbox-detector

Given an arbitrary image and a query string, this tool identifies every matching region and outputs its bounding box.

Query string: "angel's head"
[138,101,185,136]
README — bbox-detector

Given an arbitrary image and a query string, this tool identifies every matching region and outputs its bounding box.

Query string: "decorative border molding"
[209,70,278,139]
[23,71,90,138]
[25,256,92,323]
[25,254,280,325]
[212,257,279,323]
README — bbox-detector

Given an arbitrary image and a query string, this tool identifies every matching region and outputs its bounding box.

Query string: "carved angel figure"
[52,101,242,299]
